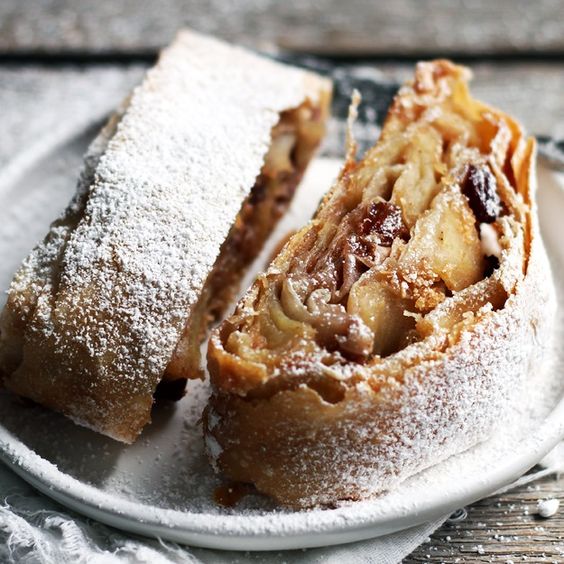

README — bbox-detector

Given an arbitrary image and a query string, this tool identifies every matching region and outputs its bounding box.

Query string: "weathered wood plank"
[362,62,564,137]
[0,62,562,161]
[0,0,563,56]
[406,473,564,562]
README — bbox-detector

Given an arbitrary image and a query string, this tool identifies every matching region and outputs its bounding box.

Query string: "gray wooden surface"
[1,0,564,55]
[407,473,564,563]
[336,63,564,138]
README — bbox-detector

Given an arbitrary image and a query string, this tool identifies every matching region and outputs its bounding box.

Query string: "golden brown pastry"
[205,60,556,508]
[0,30,331,443]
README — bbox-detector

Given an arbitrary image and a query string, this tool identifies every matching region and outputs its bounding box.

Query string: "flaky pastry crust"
[206,60,556,508]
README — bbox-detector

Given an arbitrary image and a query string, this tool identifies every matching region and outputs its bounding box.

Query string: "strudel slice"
[0,30,331,442]
[206,60,556,507]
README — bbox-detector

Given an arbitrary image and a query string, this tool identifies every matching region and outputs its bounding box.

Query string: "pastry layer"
[206,60,556,507]
[0,30,331,443]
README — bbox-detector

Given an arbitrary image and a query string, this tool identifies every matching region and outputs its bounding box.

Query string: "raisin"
[484,255,500,277]
[360,202,408,246]
[347,233,371,258]
[462,164,501,223]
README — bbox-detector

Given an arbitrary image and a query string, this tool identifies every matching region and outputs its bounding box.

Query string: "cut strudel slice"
[0,30,331,442]
[206,60,556,507]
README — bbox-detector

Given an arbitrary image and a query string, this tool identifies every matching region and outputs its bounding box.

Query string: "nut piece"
[462,164,501,223]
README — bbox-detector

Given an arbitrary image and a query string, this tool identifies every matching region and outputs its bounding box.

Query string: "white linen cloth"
[1,65,563,564]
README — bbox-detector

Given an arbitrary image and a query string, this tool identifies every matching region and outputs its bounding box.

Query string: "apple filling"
[154,101,328,398]
[213,64,525,393]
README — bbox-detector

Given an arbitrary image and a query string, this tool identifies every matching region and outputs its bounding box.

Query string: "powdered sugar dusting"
[0,30,328,441]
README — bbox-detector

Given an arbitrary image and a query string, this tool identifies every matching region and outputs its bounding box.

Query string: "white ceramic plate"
[0,126,563,551]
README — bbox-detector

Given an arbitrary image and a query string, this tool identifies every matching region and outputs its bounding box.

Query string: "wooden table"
[1,2,563,561]
[407,474,564,563]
